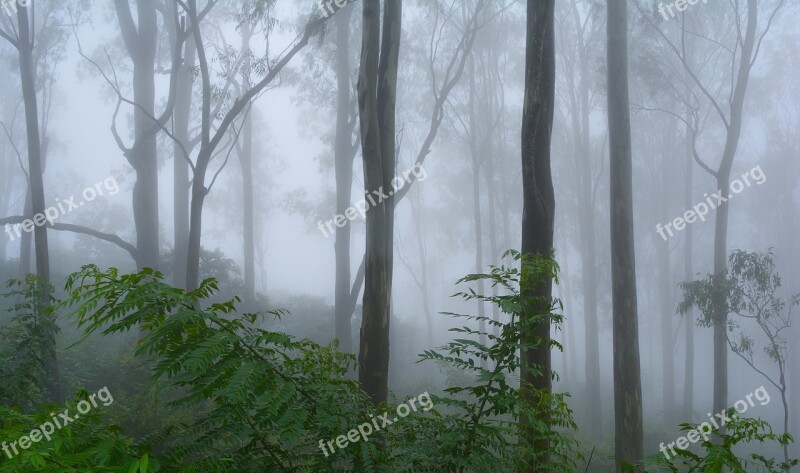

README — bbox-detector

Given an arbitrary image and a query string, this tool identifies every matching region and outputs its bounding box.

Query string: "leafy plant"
[402,250,579,472]
[62,265,382,472]
[680,249,798,464]
[0,389,151,472]
[647,408,798,472]
[0,276,60,410]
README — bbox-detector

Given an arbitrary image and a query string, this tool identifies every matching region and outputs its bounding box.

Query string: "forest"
[0,0,798,471]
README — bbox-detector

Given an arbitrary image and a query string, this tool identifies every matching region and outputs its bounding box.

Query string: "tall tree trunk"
[658,128,675,421]
[485,152,501,340]
[17,3,61,402]
[657,232,674,419]
[116,0,160,270]
[334,3,358,353]
[519,0,556,470]
[356,0,401,405]
[239,20,256,306]
[468,68,487,359]
[682,125,694,421]
[565,0,602,438]
[709,0,757,417]
[182,2,327,291]
[173,27,195,290]
[607,0,643,469]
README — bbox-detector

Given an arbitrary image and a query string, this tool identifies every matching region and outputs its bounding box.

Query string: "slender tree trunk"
[567,0,602,436]
[173,31,195,290]
[485,153,501,340]
[334,3,357,353]
[239,20,256,306]
[17,3,61,402]
[682,125,694,421]
[657,234,674,419]
[607,0,643,469]
[410,191,435,349]
[468,67,487,358]
[19,187,32,276]
[519,1,556,470]
[709,0,757,418]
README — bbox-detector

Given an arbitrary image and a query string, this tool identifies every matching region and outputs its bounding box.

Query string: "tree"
[332,2,361,354]
[680,249,797,465]
[641,0,785,418]
[519,0,556,469]
[607,0,643,470]
[355,0,401,404]
[555,0,603,438]
[0,0,62,402]
[182,1,331,290]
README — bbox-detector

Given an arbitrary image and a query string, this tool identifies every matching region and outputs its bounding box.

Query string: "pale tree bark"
[238,19,256,306]
[356,0,401,405]
[569,0,602,438]
[682,124,694,421]
[0,3,61,402]
[519,0,556,470]
[171,15,196,290]
[656,127,675,421]
[607,0,643,469]
[644,0,782,418]
[115,0,160,270]
[183,1,330,290]
[333,3,360,354]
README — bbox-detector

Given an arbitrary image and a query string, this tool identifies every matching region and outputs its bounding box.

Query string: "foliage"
[0,255,576,471]
[409,250,580,472]
[0,276,59,411]
[646,409,798,472]
[0,390,150,473]
[62,265,380,472]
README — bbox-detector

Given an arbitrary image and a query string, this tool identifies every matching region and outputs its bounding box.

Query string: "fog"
[1,0,799,471]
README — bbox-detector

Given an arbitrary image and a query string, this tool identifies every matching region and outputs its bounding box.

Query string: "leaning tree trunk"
[519,0,556,471]
[607,0,643,470]
[356,0,401,405]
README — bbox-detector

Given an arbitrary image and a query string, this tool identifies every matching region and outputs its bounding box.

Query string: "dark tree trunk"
[607,0,643,469]
[356,0,401,405]
[519,0,556,470]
